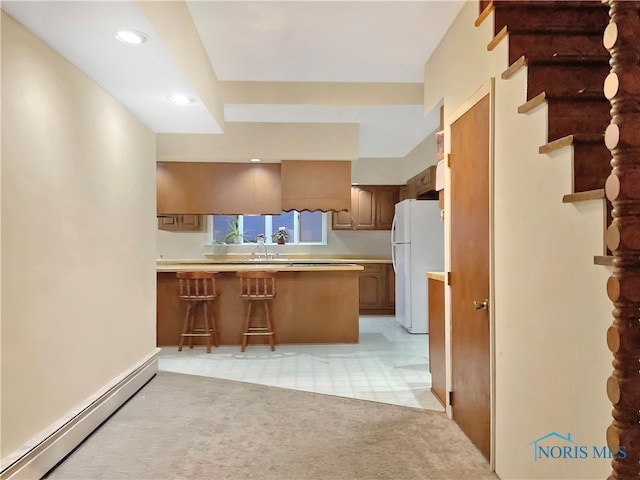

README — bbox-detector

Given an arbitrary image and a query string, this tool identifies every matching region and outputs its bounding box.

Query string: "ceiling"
[2,1,464,162]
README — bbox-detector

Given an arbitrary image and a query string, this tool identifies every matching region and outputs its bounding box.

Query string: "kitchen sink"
[241,256,290,262]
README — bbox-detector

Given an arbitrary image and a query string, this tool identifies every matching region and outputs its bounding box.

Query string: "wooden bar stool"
[176,271,220,353]
[236,271,276,352]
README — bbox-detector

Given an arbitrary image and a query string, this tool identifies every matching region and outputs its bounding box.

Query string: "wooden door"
[450,93,491,460]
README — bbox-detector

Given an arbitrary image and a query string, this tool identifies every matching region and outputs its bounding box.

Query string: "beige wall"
[351,128,439,186]
[425,2,613,478]
[1,11,157,462]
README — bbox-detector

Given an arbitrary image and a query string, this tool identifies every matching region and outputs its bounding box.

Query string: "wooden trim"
[501,55,527,80]
[488,26,508,52]
[562,189,605,203]
[448,78,494,126]
[518,93,547,114]
[539,135,575,155]
[1,353,159,480]
[475,0,494,27]
[594,255,613,267]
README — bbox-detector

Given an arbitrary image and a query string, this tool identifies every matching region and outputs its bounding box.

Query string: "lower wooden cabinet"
[158,214,202,231]
[359,263,395,314]
[428,276,446,408]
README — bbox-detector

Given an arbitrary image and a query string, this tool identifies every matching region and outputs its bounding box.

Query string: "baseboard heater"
[1,350,160,480]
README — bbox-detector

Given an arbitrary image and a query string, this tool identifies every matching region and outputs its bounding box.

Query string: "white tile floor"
[158,315,445,411]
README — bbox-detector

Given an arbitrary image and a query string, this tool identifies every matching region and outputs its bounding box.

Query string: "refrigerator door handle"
[391,243,397,273]
[391,214,398,273]
[391,214,397,244]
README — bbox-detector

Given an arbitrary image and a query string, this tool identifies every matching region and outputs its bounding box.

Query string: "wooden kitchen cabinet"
[158,214,202,231]
[403,165,438,201]
[281,160,351,212]
[383,263,396,309]
[157,162,281,215]
[428,275,446,408]
[359,264,384,310]
[332,185,400,230]
[359,263,395,315]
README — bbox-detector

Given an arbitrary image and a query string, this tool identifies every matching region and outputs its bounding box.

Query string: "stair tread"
[562,189,605,203]
[507,25,607,35]
[501,53,609,80]
[529,53,610,65]
[493,0,607,8]
[539,134,604,154]
[518,92,608,114]
[594,255,613,267]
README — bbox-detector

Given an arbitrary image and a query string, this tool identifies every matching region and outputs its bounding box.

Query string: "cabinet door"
[375,186,399,230]
[332,210,353,230]
[352,186,376,230]
[179,214,201,230]
[359,264,383,310]
[383,263,396,309]
[158,215,179,231]
[158,215,202,231]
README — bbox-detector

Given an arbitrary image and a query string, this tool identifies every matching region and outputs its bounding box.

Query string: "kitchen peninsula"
[157,261,364,347]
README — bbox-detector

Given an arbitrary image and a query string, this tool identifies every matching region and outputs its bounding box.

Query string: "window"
[211,211,326,245]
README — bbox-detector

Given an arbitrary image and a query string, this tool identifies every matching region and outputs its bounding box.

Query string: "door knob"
[472,299,489,311]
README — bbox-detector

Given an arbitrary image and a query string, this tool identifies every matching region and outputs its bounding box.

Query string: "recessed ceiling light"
[115,30,148,45]
[250,158,262,162]
[167,94,196,105]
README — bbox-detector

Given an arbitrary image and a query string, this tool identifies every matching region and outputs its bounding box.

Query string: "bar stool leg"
[202,301,212,353]
[241,302,252,352]
[204,300,219,348]
[178,302,193,352]
[265,302,275,351]
[188,303,197,349]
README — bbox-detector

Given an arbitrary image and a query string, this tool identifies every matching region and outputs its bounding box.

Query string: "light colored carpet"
[45,371,498,480]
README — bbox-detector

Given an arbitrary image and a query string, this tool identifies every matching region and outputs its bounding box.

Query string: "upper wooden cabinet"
[158,214,202,231]
[281,160,351,212]
[332,185,400,230]
[403,165,438,200]
[157,162,281,215]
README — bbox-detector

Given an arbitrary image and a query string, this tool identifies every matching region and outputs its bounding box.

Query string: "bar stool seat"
[176,271,220,353]
[236,271,276,352]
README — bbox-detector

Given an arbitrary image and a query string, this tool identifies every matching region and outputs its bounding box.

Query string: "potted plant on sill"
[218,218,246,245]
[271,227,289,245]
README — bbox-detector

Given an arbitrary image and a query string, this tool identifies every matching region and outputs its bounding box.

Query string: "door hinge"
[448,391,453,406]
[446,153,451,168]
[446,272,452,286]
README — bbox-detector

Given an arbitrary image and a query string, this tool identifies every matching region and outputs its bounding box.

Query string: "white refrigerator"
[391,199,444,334]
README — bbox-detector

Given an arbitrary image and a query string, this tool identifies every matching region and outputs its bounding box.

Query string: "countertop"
[157,263,364,273]
[426,271,446,282]
[158,256,391,265]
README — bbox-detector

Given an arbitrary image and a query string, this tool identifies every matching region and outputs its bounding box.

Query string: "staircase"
[478,0,612,263]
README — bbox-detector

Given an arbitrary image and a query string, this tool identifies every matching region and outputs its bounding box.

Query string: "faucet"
[257,237,269,259]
